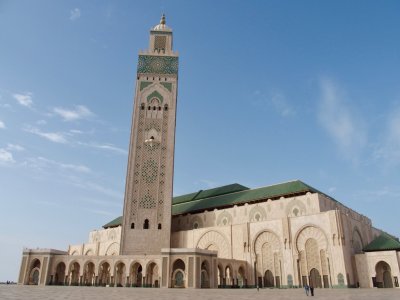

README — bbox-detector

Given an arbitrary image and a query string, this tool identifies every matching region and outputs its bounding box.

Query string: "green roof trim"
[103,216,123,229]
[172,180,317,215]
[363,233,400,252]
[103,180,320,228]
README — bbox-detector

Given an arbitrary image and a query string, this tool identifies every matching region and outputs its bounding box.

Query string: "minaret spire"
[160,13,166,25]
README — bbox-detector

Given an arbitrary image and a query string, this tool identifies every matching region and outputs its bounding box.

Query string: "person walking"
[304,284,310,296]
[310,285,314,296]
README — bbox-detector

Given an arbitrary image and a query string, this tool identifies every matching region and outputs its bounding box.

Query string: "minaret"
[120,15,178,255]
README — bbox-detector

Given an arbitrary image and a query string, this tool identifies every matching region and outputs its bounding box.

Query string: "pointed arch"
[196,230,230,258]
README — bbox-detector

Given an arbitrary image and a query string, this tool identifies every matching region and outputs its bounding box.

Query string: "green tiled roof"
[103,216,123,229]
[172,180,318,215]
[363,233,400,252]
[103,180,318,228]
[173,183,249,205]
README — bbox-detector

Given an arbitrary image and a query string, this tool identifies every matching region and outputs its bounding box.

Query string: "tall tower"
[120,15,178,255]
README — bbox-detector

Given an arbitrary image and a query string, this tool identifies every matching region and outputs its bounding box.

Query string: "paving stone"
[1,286,400,300]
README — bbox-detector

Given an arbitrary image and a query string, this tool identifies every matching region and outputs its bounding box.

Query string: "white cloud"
[0,120,5,129]
[53,105,94,121]
[0,149,15,163]
[7,144,24,151]
[37,157,91,173]
[252,90,295,117]
[270,92,296,117]
[78,141,127,155]
[36,120,47,125]
[70,8,81,21]
[375,107,400,166]
[318,78,366,162]
[72,181,123,199]
[24,126,67,143]
[13,92,33,107]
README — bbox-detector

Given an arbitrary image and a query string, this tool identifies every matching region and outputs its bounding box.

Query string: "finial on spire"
[160,13,166,25]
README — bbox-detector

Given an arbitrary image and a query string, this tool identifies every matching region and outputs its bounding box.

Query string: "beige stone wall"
[355,251,400,288]
[68,227,121,256]
[171,192,380,287]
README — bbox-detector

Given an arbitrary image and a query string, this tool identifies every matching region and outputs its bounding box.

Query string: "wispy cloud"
[7,144,24,151]
[0,149,15,163]
[24,126,67,143]
[53,105,94,121]
[0,120,5,129]
[70,8,81,21]
[13,92,33,107]
[77,141,127,155]
[374,106,400,166]
[36,119,47,125]
[72,181,123,199]
[317,78,366,162]
[253,90,296,117]
[36,156,91,173]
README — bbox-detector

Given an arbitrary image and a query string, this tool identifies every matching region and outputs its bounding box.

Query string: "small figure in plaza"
[310,285,315,296]
[304,284,310,296]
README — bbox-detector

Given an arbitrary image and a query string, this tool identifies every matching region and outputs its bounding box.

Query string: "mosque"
[18,15,400,289]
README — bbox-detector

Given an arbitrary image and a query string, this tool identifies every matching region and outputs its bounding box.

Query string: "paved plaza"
[0,286,399,300]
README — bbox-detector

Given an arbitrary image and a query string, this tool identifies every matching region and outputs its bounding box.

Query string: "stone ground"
[0,286,399,300]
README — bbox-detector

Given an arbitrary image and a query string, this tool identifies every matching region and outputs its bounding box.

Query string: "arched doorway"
[172,259,185,288]
[83,262,95,286]
[54,262,66,285]
[115,262,126,287]
[28,259,41,285]
[309,268,322,288]
[225,265,233,286]
[201,260,210,288]
[146,262,159,287]
[375,261,393,288]
[130,262,143,287]
[98,262,110,286]
[69,262,80,286]
[238,266,245,287]
[217,264,223,287]
[264,270,274,287]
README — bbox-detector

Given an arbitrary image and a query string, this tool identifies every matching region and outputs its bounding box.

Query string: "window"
[141,104,145,110]
[164,105,168,111]
[158,223,162,230]
[131,223,135,229]
[193,222,199,229]
[143,219,149,229]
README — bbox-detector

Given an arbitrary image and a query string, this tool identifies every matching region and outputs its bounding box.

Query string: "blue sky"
[1,0,400,281]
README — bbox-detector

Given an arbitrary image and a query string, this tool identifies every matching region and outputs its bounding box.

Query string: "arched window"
[141,104,145,110]
[164,105,168,111]
[143,219,149,229]
[131,223,135,229]
[158,223,162,230]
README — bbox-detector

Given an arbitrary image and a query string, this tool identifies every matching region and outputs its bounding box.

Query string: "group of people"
[304,284,315,296]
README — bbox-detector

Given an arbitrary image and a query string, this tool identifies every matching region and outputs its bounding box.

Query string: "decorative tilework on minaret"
[120,15,178,255]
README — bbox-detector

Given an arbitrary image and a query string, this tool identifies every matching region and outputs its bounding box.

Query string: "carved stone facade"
[18,16,400,289]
